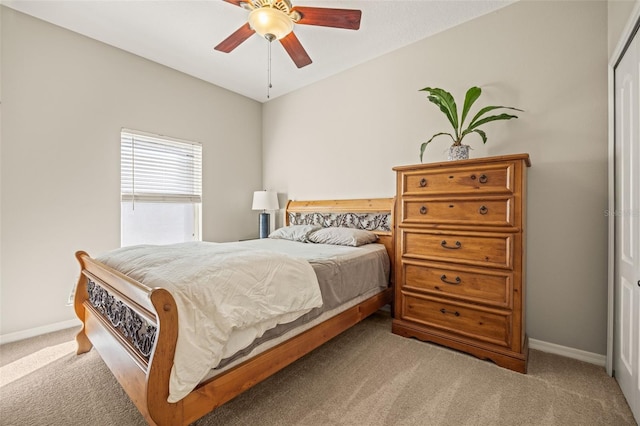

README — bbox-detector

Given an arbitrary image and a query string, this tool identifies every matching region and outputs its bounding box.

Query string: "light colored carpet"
[0,311,636,426]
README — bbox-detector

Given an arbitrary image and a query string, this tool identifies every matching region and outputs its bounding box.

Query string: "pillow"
[268,225,321,242]
[307,227,378,247]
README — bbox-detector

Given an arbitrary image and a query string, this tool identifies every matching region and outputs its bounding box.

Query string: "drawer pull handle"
[479,174,488,184]
[440,308,460,317]
[420,206,427,215]
[441,240,462,249]
[419,178,427,187]
[479,205,488,215]
[440,274,461,285]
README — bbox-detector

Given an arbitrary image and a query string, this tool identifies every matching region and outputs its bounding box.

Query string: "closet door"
[614,24,640,422]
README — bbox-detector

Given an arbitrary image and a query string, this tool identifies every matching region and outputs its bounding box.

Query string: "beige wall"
[263,1,609,354]
[0,8,263,336]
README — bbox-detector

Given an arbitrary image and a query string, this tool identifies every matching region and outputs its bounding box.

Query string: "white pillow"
[307,227,378,247]
[268,225,321,242]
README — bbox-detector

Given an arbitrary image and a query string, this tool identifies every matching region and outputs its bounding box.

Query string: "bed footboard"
[74,251,182,425]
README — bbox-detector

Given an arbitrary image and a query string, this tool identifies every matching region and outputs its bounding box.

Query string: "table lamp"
[252,190,279,238]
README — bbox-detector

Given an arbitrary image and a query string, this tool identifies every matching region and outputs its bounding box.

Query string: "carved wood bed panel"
[73,198,394,425]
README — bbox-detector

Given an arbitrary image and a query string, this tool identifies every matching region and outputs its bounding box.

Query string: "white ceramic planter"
[448,144,470,161]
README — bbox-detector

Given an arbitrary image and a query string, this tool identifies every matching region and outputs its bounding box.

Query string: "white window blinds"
[121,130,202,203]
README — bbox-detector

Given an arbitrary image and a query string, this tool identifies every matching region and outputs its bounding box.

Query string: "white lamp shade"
[248,7,294,40]
[252,191,279,211]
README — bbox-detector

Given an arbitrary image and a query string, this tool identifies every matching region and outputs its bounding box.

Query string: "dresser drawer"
[402,261,512,308]
[401,294,512,348]
[400,197,514,227]
[402,230,513,269]
[399,163,514,196]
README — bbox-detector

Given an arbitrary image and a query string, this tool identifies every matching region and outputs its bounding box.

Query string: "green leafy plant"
[419,86,522,162]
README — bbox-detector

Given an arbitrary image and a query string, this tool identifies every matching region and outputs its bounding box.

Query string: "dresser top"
[393,153,531,171]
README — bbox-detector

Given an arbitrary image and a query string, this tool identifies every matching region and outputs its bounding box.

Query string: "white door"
[614,23,640,422]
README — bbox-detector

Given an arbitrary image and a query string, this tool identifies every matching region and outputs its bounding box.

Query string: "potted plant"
[419,86,522,162]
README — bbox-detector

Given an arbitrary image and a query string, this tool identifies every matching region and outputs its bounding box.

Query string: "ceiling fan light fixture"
[248,7,294,40]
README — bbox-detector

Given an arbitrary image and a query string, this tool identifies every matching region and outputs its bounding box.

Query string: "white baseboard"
[0,319,81,345]
[529,338,606,367]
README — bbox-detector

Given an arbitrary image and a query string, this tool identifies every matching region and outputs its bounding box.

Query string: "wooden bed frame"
[73,198,394,425]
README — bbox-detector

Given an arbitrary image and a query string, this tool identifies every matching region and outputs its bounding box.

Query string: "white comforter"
[96,241,322,403]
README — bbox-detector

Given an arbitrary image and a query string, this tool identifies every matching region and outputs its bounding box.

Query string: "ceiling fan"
[214,0,362,68]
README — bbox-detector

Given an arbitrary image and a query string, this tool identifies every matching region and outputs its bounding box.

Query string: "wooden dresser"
[392,154,531,373]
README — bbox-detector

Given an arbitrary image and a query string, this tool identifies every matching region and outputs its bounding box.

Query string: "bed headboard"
[285,198,395,274]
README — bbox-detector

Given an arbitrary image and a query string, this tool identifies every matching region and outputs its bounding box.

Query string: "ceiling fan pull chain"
[267,38,273,99]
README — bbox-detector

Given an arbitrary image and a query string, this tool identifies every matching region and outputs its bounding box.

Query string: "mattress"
[203,238,390,379]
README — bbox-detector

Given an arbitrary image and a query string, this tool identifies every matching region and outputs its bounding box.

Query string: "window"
[121,129,202,247]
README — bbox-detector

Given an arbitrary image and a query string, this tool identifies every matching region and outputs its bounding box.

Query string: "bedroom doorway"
[612,15,640,423]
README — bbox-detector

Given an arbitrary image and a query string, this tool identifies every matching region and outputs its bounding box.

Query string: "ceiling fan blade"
[280,32,312,68]
[293,7,361,30]
[214,23,255,53]
[222,0,245,7]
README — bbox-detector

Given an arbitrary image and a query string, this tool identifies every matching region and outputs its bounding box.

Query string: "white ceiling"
[3,0,515,103]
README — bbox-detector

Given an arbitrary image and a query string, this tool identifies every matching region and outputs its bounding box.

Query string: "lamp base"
[259,212,270,239]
